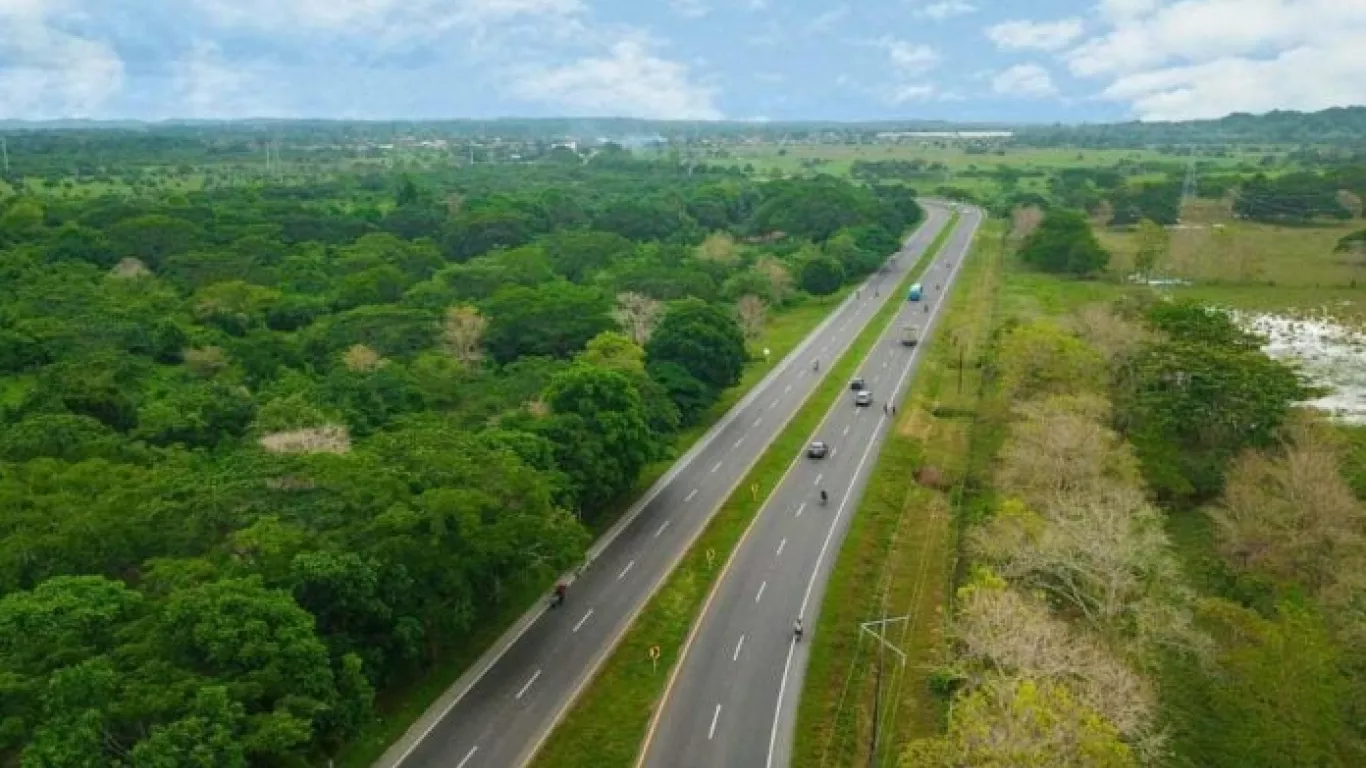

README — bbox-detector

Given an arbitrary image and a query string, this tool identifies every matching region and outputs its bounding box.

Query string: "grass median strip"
[531,213,961,768]
[792,219,1001,768]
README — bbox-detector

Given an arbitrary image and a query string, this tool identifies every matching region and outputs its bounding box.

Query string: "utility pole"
[859,616,909,767]
[1179,151,1198,221]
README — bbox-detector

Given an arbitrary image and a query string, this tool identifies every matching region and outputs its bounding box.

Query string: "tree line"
[905,293,1365,765]
[0,157,923,765]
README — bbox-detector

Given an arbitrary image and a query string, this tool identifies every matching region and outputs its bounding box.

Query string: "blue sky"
[1,0,1363,123]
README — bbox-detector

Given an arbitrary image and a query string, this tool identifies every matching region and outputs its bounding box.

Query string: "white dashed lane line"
[709,705,723,740]
[685,489,698,502]
[813,473,823,487]
[795,503,806,518]
[617,560,635,581]
[711,462,722,474]
[515,669,541,700]
[655,520,671,538]
[456,747,478,768]
[573,609,593,633]
[733,635,745,662]
[776,538,786,557]
[756,581,767,603]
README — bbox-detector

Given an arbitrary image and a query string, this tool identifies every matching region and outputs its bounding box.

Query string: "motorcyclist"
[553,582,567,607]
[812,359,820,372]
[793,618,804,640]
[819,489,828,506]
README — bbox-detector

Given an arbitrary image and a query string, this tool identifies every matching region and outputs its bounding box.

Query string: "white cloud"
[670,0,708,19]
[879,38,941,73]
[806,4,850,33]
[992,63,1058,98]
[986,18,1085,51]
[509,39,722,119]
[197,0,584,44]
[0,0,125,118]
[886,83,937,104]
[915,1,977,20]
[1068,0,1366,120]
[747,0,768,8]
[169,41,287,119]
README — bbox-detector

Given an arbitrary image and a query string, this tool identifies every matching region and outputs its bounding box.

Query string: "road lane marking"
[515,669,541,700]
[769,399,779,410]
[456,746,478,768]
[655,520,671,538]
[784,384,792,394]
[814,473,823,486]
[709,704,722,740]
[776,538,786,557]
[763,208,983,768]
[733,634,745,662]
[711,461,722,473]
[734,437,744,449]
[573,609,594,633]
[685,489,698,502]
[842,425,850,436]
[618,560,635,581]
[795,503,806,518]
[756,581,767,603]
[831,448,837,458]
[633,207,969,768]
[753,417,763,428]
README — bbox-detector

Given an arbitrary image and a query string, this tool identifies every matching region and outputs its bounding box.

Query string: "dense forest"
[0,155,923,765]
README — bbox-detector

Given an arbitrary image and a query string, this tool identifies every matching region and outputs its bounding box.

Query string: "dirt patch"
[259,425,352,454]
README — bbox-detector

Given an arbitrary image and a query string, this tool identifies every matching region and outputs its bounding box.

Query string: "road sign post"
[705,548,715,569]
[649,645,660,673]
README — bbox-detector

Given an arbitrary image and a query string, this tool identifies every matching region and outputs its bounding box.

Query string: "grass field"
[334,285,862,768]
[530,216,959,768]
[791,219,1002,768]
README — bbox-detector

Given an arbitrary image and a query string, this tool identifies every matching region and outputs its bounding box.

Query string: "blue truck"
[907,283,923,302]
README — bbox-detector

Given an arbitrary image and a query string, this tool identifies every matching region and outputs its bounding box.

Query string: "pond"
[1237,305,1366,425]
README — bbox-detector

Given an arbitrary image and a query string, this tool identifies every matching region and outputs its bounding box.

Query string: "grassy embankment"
[790,219,1001,767]
[531,215,961,768]
[334,242,916,767]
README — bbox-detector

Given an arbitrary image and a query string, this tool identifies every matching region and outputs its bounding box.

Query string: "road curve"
[638,206,983,768]
[375,204,956,768]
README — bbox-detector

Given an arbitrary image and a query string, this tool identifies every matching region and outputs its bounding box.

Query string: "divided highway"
[639,206,983,768]
[377,204,956,768]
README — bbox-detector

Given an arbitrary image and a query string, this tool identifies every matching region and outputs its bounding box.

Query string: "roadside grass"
[791,220,1002,768]
[530,215,961,768]
[332,286,860,767]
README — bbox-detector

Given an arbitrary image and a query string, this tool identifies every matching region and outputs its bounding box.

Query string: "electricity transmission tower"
[860,615,910,767]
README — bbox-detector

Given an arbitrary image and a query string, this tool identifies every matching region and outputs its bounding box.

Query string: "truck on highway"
[907,283,923,301]
[900,324,920,346]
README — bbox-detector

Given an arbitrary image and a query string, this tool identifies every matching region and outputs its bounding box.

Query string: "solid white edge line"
[384,209,935,768]
[763,206,983,768]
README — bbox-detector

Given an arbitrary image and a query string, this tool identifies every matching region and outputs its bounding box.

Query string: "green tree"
[481,282,614,364]
[1018,209,1110,276]
[799,253,846,295]
[646,298,747,393]
[1133,218,1170,278]
[543,230,635,283]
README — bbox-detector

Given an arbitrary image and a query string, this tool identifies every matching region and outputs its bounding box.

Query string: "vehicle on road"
[807,441,829,459]
[850,377,866,391]
[907,283,923,301]
[900,324,920,346]
[819,489,828,506]
[855,390,873,407]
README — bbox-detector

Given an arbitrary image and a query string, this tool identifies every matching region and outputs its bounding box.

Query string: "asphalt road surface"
[638,206,983,768]
[377,203,957,768]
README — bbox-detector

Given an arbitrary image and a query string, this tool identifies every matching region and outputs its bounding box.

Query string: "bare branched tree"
[441,305,487,367]
[613,291,663,345]
[342,344,385,373]
[735,294,767,343]
[1213,415,1366,593]
[755,256,795,305]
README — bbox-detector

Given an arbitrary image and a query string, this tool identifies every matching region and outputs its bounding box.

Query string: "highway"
[376,203,957,768]
[638,206,982,768]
